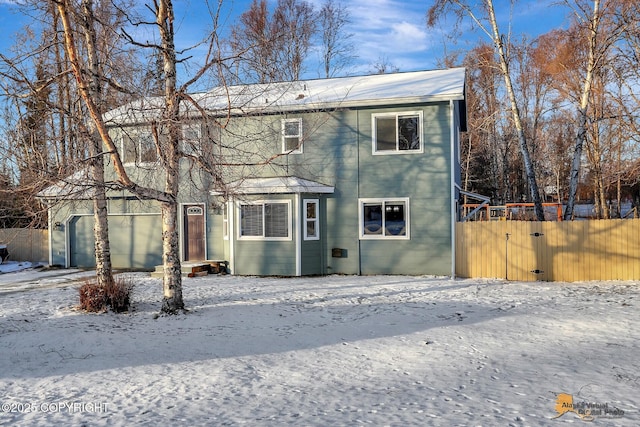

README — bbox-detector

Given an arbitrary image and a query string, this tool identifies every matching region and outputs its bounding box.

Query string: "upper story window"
[239,200,291,240]
[122,129,157,164]
[282,118,303,154]
[181,123,202,155]
[372,111,423,154]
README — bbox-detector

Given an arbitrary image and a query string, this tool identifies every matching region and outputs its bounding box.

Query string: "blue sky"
[0,0,570,79]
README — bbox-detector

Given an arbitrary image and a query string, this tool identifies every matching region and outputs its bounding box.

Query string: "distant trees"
[430,0,640,219]
[228,0,317,83]
[428,0,546,220]
[0,0,138,240]
[319,0,355,78]
[228,0,355,83]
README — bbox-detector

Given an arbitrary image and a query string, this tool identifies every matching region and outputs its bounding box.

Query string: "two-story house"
[40,68,466,276]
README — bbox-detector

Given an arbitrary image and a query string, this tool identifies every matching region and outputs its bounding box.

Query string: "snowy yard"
[0,268,638,426]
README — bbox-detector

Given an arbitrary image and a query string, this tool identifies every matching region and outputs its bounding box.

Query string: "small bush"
[104,278,132,313]
[79,282,107,312]
[79,276,133,313]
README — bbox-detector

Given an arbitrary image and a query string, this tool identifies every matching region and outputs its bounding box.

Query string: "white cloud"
[344,0,435,70]
[390,21,429,52]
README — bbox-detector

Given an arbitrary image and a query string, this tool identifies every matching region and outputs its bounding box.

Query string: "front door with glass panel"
[183,204,205,261]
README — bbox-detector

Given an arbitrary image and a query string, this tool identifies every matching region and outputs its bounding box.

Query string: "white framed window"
[181,123,202,154]
[359,198,410,239]
[372,111,423,154]
[303,199,319,240]
[282,118,303,154]
[222,203,229,240]
[122,129,157,164]
[238,200,291,240]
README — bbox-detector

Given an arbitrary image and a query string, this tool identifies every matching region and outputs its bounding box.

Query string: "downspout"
[64,215,73,268]
[228,200,235,274]
[356,110,362,275]
[295,193,301,276]
[47,205,53,266]
[450,100,457,279]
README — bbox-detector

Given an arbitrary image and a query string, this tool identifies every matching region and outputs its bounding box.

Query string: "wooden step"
[150,260,228,278]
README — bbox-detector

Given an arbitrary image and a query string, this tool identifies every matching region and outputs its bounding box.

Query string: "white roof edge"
[214,94,465,117]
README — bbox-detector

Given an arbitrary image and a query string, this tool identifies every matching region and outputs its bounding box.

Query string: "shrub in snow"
[79,282,106,312]
[103,277,132,313]
[79,276,132,313]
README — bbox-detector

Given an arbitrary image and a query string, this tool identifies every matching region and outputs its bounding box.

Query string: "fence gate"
[455,219,640,282]
[502,222,550,281]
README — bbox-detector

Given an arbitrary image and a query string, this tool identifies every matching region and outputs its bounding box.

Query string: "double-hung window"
[181,123,202,155]
[359,198,410,239]
[282,118,303,154]
[372,111,423,154]
[239,201,291,240]
[122,129,157,164]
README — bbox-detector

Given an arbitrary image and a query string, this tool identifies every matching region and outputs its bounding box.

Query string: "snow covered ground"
[0,268,638,426]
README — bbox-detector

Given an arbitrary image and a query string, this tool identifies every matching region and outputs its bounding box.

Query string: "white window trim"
[282,118,303,154]
[181,123,202,155]
[179,202,207,262]
[222,202,229,241]
[371,111,424,155]
[237,200,292,241]
[358,197,410,240]
[303,199,320,241]
[122,128,158,165]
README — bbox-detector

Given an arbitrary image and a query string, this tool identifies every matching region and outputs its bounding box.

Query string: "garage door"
[69,214,162,269]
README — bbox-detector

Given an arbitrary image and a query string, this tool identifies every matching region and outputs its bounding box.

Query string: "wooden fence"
[0,229,49,263]
[456,219,640,282]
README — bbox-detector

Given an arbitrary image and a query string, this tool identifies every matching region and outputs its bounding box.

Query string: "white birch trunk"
[157,0,184,313]
[82,0,113,286]
[56,0,183,312]
[486,0,545,221]
[564,0,601,220]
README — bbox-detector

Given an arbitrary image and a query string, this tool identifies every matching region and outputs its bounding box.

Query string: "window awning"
[211,176,334,196]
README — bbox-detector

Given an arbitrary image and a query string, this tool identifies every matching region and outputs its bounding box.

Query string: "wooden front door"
[183,204,205,261]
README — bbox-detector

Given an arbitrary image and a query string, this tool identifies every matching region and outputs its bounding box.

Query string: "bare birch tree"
[229,0,317,83]
[563,0,603,219]
[54,0,187,312]
[154,0,184,313]
[318,0,355,78]
[54,0,231,313]
[78,0,113,287]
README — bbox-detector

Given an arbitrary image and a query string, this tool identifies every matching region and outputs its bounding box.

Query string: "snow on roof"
[211,176,335,195]
[36,169,98,200]
[105,68,466,124]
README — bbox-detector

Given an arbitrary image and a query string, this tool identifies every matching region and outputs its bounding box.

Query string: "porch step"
[150,260,228,279]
